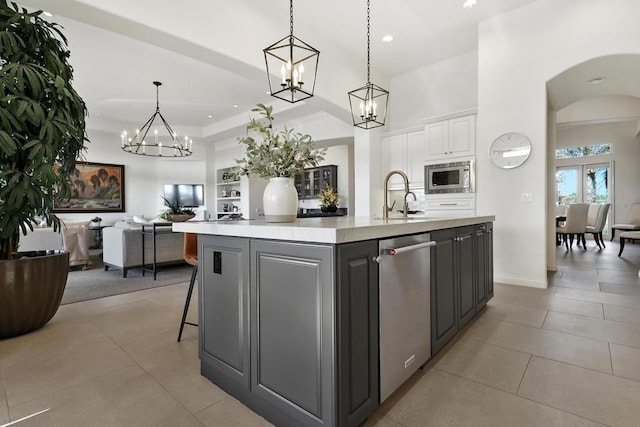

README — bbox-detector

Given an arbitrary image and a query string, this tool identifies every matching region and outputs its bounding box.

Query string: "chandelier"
[264,0,319,103]
[348,0,389,129]
[121,81,192,157]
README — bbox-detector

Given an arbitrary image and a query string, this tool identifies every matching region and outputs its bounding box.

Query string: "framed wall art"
[54,162,125,213]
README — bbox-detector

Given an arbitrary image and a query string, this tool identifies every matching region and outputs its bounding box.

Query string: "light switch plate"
[521,192,533,203]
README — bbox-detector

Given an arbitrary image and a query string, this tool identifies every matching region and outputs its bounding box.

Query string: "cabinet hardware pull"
[440,203,458,206]
[456,235,472,242]
[381,241,436,257]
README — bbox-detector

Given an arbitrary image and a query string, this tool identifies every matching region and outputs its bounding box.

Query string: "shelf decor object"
[264,0,319,103]
[121,81,192,157]
[348,0,389,129]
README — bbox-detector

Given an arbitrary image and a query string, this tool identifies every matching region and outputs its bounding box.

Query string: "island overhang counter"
[172,215,495,427]
[172,215,495,243]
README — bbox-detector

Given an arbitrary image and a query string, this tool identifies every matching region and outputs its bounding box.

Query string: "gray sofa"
[102,222,184,277]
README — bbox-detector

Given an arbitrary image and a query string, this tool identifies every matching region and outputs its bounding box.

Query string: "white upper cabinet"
[382,134,408,189]
[425,115,475,161]
[407,130,427,187]
[382,130,426,190]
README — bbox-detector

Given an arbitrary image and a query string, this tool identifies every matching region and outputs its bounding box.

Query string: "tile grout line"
[515,354,533,395]
[541,309,551,329]
[435,366,608,426]
[608,342,614,378]
[469,317,622,377]
[514,355,617,426]
[1,374,10,425]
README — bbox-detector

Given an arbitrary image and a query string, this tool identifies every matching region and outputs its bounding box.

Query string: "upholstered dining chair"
[556,203,590,250]
[586,203,610,249]
[177,232,198,342]
[610,202,640,241]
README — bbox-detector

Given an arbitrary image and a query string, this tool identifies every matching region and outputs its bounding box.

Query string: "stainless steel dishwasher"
[376,233,433,402]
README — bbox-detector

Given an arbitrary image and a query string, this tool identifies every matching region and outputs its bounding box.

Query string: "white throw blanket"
[62,225,90,268]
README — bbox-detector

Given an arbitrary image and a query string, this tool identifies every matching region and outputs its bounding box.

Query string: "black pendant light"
[121,81,192,157]
[348,0,389,129]
[264,0,320,103]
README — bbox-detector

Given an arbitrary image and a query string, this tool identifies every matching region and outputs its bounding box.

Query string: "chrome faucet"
[383,170,416,219]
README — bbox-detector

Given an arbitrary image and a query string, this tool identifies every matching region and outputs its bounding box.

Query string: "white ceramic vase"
[263,177,298,223]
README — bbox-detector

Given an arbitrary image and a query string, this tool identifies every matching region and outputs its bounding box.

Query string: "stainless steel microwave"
[424,160,475,194]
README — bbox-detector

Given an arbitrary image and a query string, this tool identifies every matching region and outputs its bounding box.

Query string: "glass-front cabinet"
[294,165,337,200]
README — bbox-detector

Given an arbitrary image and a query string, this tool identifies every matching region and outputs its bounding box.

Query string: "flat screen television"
[163,184,204,208]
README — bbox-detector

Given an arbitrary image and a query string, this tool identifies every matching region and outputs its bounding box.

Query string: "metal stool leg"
[177,265,198,342]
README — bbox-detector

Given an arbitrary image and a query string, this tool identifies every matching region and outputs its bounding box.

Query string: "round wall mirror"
[489,132,532,169]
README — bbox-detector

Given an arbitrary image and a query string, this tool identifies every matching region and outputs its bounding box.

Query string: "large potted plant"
[0,1,88,338]
[236,104,325,222]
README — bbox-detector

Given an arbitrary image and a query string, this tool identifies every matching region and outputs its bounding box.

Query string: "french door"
[556,162,611,233]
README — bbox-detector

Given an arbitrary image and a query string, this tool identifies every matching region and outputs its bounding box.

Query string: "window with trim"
[555,144,611,159]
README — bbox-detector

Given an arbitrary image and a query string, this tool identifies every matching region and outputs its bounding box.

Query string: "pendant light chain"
[155,82,160,111]
[366,0,371,83]
[290,0,294,37]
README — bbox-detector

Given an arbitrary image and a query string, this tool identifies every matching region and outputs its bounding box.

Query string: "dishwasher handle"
[373,241,436,263]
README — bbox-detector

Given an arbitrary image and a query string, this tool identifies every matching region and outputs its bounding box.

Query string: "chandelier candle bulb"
[120,81,192,157]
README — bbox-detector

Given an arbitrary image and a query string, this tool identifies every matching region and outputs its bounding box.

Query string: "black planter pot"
[320,205,338,213]
[0,250,69,339]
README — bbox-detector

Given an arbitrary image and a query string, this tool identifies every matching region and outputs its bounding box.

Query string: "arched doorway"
[546,54,640,269]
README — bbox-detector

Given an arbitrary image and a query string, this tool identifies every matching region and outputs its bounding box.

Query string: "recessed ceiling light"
[382,35,393,43]
[233,104,239,108]
[207,114,213,118]
[42,11,54,17]
[587,76,606,85]
[463,0,478,9]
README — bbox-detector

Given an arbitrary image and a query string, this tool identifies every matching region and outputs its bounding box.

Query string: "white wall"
[477,0,640,287]
[557,95,640,124]
[388,51,478,131]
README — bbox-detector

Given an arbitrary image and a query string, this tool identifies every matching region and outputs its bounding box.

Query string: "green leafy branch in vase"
[236,104,326,179]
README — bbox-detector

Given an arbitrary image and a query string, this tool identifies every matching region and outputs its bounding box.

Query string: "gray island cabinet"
[173,215,494,427]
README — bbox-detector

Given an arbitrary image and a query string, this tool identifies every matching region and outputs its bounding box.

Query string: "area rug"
[61,251,192,305]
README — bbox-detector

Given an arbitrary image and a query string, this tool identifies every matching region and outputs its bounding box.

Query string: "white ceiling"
[547,54,640,111]
[19,0,541,140]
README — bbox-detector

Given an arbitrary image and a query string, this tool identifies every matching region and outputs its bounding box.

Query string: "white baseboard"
[494,274,548,289]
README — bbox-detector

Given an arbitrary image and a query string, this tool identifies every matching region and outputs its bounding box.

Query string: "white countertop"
[172,215,495,244]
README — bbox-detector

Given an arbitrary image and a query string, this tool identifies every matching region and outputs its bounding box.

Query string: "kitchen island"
[173,215,494,427]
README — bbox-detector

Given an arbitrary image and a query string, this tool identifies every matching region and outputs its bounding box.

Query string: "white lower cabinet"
[422,194,476,218]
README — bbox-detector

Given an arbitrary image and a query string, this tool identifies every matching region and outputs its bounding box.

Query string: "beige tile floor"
[1,238,639,426]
